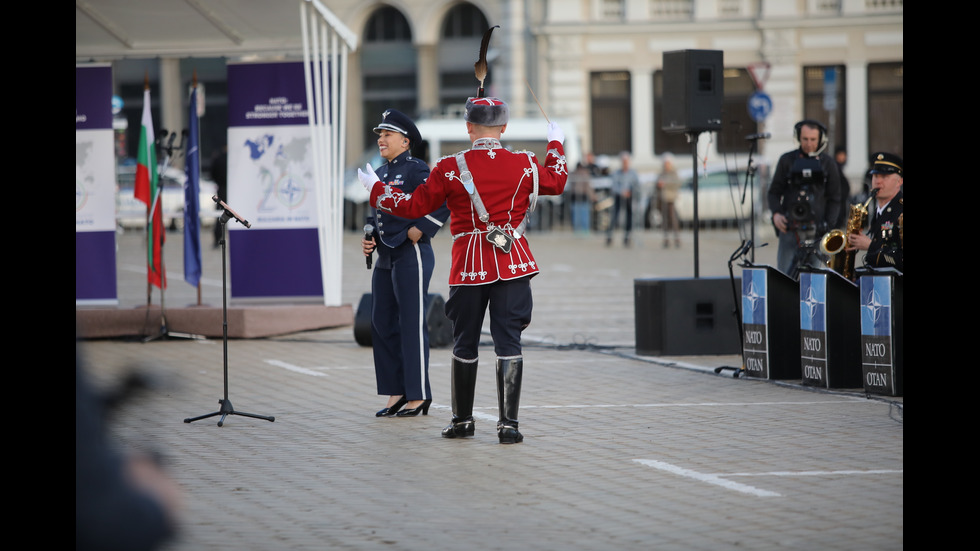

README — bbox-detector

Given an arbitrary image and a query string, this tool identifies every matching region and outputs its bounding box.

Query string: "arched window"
[361,6,418,150]
[438,3,490,110]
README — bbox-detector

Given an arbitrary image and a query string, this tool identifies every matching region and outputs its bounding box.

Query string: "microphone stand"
[715,240,755,378]
[741,136,764,264]
[184,197,275,427]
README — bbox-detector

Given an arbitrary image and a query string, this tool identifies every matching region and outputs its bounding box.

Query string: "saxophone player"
[847,152,903,273]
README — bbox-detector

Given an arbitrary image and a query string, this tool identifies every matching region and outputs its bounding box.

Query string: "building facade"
[79,0,903,186]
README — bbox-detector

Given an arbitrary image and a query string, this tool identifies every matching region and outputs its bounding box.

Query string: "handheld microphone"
[363,224,375,269]
[746,132,771,141]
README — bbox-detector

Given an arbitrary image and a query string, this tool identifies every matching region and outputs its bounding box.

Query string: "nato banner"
[741,265,800,380]
[225,61,323,301]
[76,63,118,305]
[741,267,770,378]
[859,274,903,396]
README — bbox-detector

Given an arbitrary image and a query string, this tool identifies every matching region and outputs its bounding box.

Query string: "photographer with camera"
[767,119,843,277]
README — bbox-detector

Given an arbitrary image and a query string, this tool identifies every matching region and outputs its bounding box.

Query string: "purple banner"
[228,62,312,128]
[76,65,113,130]
[226,61,324,302]
[76,64,118,305]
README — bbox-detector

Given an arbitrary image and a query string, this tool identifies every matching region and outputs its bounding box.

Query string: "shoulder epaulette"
[437,151,469,163]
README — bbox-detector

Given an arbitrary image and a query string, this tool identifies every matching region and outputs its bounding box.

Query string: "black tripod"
[787,233,823,281]
[184,197,275,427]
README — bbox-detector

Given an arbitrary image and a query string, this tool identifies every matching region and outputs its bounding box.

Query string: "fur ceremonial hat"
[373,109,422,148]
[464,97,509,127]
[869,152,903,176]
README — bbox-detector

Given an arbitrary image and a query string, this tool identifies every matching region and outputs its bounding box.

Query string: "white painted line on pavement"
[633,459,781,497]
[264,359,329,376]
[472,411,499,422]
[524,399,864,409]
[264,359,373,376]
[721,469,903,477]
[633,460,904,497]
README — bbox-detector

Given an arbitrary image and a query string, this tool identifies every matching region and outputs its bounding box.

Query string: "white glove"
[547,121,564,144]
[357,164,380,191]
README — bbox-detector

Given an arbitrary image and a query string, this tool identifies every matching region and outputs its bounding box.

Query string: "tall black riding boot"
[442,357,477,438]
[496,356,524,444]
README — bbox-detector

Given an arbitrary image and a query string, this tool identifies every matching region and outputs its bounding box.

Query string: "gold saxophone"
[820,189,877,281]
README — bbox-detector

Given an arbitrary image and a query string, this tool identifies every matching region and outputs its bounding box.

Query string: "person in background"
[361,109,450,418]
[359,96,569,444]
[569,162,595,235]
[766,119,842,277]
[605,151,640,247]
[656,152,682,248]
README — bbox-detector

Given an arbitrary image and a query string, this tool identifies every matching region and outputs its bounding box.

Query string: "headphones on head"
[794,119,828,154]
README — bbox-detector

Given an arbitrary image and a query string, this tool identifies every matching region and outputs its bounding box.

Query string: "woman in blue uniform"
[362,109,450,417]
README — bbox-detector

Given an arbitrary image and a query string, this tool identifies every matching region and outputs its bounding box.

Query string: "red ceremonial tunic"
[370,137,568,286]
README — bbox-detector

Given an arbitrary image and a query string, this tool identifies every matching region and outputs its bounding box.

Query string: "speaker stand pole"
[184,207,275,427]
[687,130,703,278]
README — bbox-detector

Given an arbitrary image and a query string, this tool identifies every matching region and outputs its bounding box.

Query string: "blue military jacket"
[368,151,449,265]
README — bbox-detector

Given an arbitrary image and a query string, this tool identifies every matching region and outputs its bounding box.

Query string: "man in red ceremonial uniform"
[359,96,568,444]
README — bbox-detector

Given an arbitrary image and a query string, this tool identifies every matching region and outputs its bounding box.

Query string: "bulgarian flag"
[134,87,166,289]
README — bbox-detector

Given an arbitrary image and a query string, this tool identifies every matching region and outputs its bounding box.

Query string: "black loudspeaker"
[634,277,740,356]
[661,49,724,133]
[353,293,453,349]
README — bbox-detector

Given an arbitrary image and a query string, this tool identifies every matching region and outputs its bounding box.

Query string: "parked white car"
[116,161,218,229]
[669,164,769,226]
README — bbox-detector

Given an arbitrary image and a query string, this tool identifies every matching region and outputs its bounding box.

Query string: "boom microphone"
[746,132,771,141]
[364,224,375,269]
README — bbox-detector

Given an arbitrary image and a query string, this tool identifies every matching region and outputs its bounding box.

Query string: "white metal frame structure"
[300,0,358,306]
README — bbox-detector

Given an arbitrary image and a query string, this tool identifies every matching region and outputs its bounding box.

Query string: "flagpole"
[140,74,201,342]
[144,131,191,341]
[142,75,154,310]
[184,71,204,306]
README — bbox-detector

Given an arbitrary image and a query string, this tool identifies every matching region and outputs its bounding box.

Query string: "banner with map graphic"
[226,61,324,301]
[76,64,118,305]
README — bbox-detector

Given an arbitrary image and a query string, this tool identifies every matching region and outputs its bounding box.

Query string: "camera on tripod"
[785,157,825,232]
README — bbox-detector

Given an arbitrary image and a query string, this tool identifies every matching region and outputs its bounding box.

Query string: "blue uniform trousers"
[445,277,533,360]
[371,240,435,401]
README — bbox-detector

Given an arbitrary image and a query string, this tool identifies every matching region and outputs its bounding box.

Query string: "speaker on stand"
[661,49,724,135]
[661,49,724,278]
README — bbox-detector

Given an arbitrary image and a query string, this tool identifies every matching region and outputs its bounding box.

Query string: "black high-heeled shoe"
[394,399,431,417]
[376,396,408,417]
